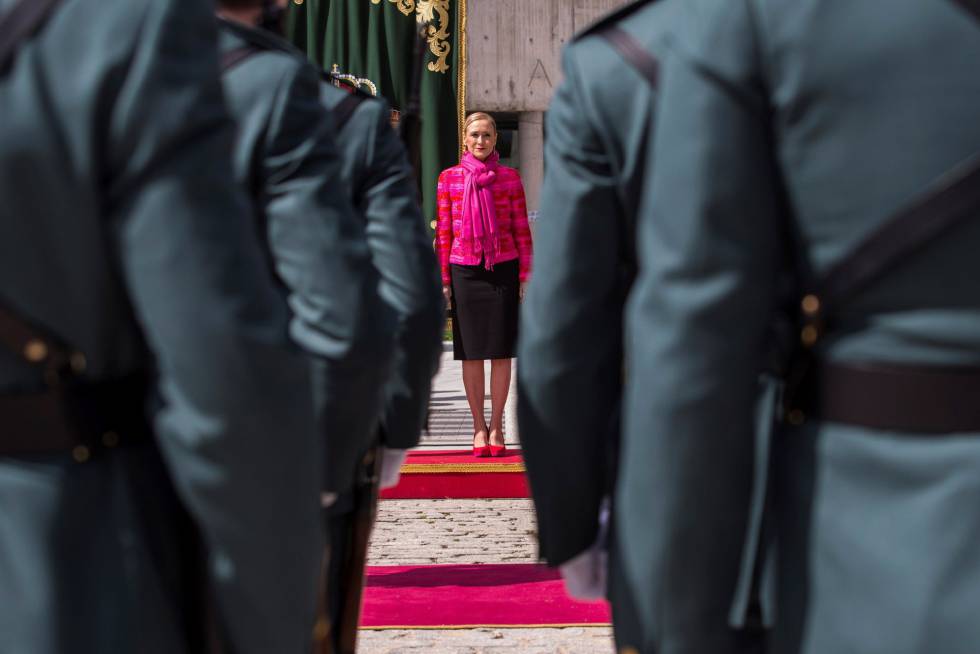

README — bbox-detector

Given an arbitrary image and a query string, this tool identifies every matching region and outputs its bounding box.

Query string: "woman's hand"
[519,282,528,302]
[443,285,452,305]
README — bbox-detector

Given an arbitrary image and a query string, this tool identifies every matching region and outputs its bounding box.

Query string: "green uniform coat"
[218,20,395,494]
[0,1,325,652]
[622,1,980,652]
[518,2,768,648]
[319,83,443,456]
[519,0,671,568]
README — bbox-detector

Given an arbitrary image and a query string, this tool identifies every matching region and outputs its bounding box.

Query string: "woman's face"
[465,120,497,161]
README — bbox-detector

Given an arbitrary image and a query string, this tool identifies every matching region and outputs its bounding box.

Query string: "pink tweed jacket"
[436,164,533,286]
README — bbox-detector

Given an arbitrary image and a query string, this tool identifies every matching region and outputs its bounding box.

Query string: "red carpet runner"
[360,564,611,628]
[380,449,529,500]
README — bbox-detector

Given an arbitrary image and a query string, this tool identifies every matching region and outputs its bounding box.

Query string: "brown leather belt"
[798,362,980,434]
[0,374,153,459]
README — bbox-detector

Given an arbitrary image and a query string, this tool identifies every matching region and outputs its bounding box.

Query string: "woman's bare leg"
[488,358,512,446]
[462,359,488,446]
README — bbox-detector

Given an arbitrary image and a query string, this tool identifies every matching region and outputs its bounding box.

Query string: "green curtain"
[286,0,465,231]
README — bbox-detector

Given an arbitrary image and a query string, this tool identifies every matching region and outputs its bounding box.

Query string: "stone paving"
[360,347,614,653]
[368,499,538,565]
[359,627,615,653]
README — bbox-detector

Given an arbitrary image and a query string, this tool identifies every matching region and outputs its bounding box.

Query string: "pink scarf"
[460,150,500,269]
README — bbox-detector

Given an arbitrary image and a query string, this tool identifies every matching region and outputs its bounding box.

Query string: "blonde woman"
[436,113,533,457]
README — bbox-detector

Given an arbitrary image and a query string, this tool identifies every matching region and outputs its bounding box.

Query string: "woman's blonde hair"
[463,112,497,150]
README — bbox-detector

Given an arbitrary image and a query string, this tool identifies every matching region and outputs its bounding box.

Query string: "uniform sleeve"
[106,3,322,652]
[355,101,443,449]
[509,175,534,282]
[620,1,783,645]
[436,170,453,286]
[516,45,628,565]
[262,65,395,494]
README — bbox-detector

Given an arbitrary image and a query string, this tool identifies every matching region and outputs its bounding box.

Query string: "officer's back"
[622,1,980,653]
[318,80,443,485]
[215,7,397,494]
[0,0,324,651]
[517,1,675,649]
[315,78,443,652]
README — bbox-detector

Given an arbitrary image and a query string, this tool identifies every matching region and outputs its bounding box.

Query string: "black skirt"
[450,258,519,361]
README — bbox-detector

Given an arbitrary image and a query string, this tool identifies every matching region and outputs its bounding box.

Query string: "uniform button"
[23,339,48,363]
[312,616,329,640]
[800,325,819,347]
[801,294,820,316]
[787,409,805,426]
[102,431,120,448]
[70,352,87,373]
[72,445,91,463]
[620,647,640,654]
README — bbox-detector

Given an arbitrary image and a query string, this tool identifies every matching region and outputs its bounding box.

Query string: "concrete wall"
[465,0,629,113]
[463,0,628,219]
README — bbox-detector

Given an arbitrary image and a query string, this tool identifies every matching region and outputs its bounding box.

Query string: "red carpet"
[360,564,611,628]
[380,449,529,500]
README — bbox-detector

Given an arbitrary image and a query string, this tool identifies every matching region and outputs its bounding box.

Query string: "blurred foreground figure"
[621,1,980,653]
[0,0,325,652]
[518,1,703,651]
[215,0,393,489]
[215,2,424,651]
[317,77,443,653]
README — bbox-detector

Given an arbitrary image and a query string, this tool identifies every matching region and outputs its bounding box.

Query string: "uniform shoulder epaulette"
[573,0,661,42]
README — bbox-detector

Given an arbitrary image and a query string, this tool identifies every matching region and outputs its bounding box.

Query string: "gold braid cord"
[370,0,453,74]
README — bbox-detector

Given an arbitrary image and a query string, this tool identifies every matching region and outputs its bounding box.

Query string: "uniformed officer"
[214,0,397,499]
[318,79,442,494]
[516,1,679,650]
[0,0,325,652]
[621,1,980,653]
[317,78,444,650]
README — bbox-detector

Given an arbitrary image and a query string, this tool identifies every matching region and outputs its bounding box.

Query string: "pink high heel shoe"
[488,429,507,457]
[473,429,491,458]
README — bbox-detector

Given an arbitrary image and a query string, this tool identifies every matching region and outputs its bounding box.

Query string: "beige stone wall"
[464,0,630,113]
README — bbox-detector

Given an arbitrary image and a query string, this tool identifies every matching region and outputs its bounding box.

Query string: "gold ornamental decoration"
[370,0,453,74]
[418,1,451,73]
[370,0,414,15]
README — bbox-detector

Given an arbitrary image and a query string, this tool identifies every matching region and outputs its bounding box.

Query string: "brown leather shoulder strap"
[813,154,980,316]
[952,0,980,22]
[0,0,62,73]
[789,0,980,340]
[597,25,659,88]
[331,91,368,130]
[220,44,259,74]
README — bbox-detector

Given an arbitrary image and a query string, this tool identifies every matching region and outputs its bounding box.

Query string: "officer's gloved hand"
[559,543,608,600]
[559,497,610,600]
[379,448,408,490]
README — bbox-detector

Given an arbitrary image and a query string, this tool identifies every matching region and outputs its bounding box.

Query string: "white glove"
[379,448,408,490]
[559,497,610,600]
[560,543,608,600]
